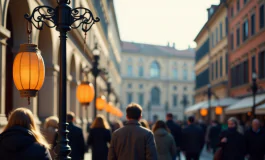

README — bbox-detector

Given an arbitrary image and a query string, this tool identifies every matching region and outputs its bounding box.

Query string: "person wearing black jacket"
[166,113,182,160]
[209,120,221,153]
[181,116,204,160]
[245,119,265,160]
[67,112,85,160]
[219,117,245,160]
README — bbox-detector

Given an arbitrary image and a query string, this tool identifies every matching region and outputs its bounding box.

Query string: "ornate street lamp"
[200,108,208,117]
[24,1,99,159]
[215,106,223,115]
[96,95,107,111]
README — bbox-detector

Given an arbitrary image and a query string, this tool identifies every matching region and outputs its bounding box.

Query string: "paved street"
[84,147,213,160]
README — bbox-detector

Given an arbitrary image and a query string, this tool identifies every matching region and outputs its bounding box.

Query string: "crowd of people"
[0,104,265,160]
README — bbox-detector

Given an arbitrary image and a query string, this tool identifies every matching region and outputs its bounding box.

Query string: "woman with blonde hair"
[42,116,59,159]
[0,108,51,160]
[140,119,150,129]
[87,114,111,160]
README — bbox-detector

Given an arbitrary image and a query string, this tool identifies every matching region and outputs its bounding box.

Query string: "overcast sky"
[114,0,220,49]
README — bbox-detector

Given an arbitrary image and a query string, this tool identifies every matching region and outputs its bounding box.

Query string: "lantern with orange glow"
[13,44,45,104]
[106,102,113,113]
[215,106,223,115]
[76,82,95,105]
[200,108,208,116]
[96,95,107,110]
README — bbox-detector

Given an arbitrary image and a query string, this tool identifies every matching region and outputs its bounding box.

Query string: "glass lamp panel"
[13,52,23,90]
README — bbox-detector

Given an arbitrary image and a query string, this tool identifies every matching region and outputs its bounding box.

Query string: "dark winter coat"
[219,128,245,160]
[154,128,177,160]
[181,124,204,154]
[0,126,51,160]
[209,125,222,149]
[87,128,111,160]
[67,122,85,160]
[245,128,265,160]
[166,120,182,148]
[108,120,158,160]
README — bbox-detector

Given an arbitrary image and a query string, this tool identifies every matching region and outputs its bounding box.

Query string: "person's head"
[112,119,123,131]
[126,103,142,121]
[252,119,260,132]
[166,113,173,121]
[187,116,195,125]
[3,108,50,149]
[67,112,75,123]
[91,115,110,129]
[227,117,238,129]
[152,120,170,132]
[44,116,59,130]
[140,119,150,129]
[212,120,218,125]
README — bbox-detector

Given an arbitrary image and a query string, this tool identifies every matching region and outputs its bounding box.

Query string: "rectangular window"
[182,94,188,107]
[212,33,215,47]
[183,69,188,80]
[216,28,218,44]
[260,5,264,29]
[236,28,240,46]
[138,93,144,106]
[216,60,218,79]
[230,33,234,50]
[243,60,249,84]
[138,66,144,77]
[226,53,228,74]
[237,0,240,11]
[173,69,178,79]
[231,7,234,17]
[252,56,256,72]
[212,63,215,80]
[225,17,228,35]
[220,57,223,77]
[220,22,223,39]
[127,65,133,76]
[251,14,256,35]
[244,0,247,4]
[243,19,249,41]
[127,92,133,104]
[259,51,265,79]
[173,94,178,107]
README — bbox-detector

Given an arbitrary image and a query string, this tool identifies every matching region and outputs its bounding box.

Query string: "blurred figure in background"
[140,119,150,130]
[0,108,51,160]
[87,115,111,160]
[43,116,58,159]
[208,120,221,153]
[181,116,204,160]
[166,113,182,160]
[219,117,245,160]
[112,119,123,132]
[66,112,85,160]
[245,119,265,160]
[153,120,177,160]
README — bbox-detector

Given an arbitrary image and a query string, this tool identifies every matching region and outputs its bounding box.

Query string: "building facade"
[0,0,121,129]
[120,42,195,121]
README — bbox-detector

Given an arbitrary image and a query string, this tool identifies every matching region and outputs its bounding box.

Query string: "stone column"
[0,26,10,126]
[70,79,81,124]
[38,64,59,120]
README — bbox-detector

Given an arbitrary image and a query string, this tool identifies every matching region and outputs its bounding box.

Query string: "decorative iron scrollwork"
[24,6,56,30]
[71,7,100,32]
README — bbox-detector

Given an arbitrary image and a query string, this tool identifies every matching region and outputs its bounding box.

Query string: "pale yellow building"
[120,42,195,121]
[0,0,121,129]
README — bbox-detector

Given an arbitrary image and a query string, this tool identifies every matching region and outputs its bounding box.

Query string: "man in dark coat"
[166,113,182,160]
[67,112,85,160]
[181,116,204,160]
[108,103,158,160]
[208,120,221,153]
[245,119,265,160]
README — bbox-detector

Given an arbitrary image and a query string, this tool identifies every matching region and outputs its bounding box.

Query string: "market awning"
[225,94,265,114]
[185,101,208,115]
[256,103,265,114]
[210,98,239,107]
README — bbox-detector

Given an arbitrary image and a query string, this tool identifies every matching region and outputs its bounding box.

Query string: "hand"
[221,137,227,143]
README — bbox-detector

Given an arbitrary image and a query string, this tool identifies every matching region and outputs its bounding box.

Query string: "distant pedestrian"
[108,103,158,160]
[42,116,58,159]
[140,119,150,130]
[245,119,265,160]
[208,120,221,153]
[112,119,123,132]
[153,120,177,160]
[87,115,111,160]
[0,108,51,160]
[166,113,182,160]
[181,116,204,160]
[219,117,245,160]
[66,112,85,160]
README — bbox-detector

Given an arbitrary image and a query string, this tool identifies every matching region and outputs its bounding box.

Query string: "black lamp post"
[251,71,258,118]
[24,1,99,159]
[106,78,112,121]
[207,84,212,123]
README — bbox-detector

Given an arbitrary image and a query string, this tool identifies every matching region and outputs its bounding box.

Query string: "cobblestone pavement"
[84,148,214,160]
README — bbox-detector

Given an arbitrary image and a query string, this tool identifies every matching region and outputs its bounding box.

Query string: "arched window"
[150,61,160,78]
[138,66,144,77]
[151,87,160,105]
